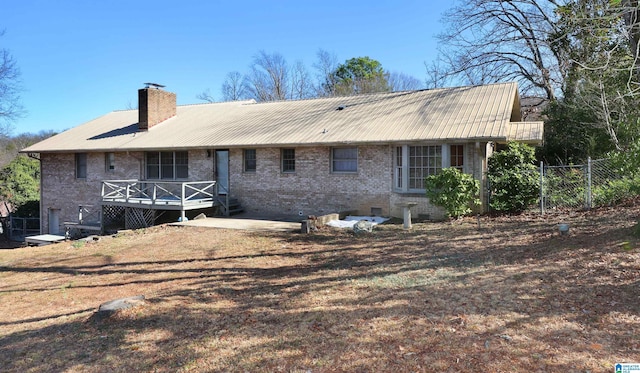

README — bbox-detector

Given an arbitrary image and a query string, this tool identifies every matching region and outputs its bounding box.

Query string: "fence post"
[540,161,545,215]
[585,157,592,210]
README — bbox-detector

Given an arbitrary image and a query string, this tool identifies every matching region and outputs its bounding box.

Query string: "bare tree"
[387,71,424,91]
[424,60,453,89]
[290,61,313,99]
[436,0,562,100]
[221,71,247,101]
[197,71,248,103]
[196,89,215,103]
[313,49,340,97]
[554,0,640,150]
[0,32,24,137]
[245,51,289,102]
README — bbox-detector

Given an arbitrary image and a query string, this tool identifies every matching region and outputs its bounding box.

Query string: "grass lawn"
[1,203,640,372]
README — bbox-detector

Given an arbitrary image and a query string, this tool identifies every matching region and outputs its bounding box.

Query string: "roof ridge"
[177,99,257,108]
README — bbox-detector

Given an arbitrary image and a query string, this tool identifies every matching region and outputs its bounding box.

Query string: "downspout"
[475,142,481,213]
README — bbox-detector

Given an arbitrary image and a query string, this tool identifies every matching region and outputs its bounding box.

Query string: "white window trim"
[243,149,257,173]
[448,144,467,173]
[75,153,87,180]
[145,151,189,180]
[105,152,115,173]
[281,148,295,173]
[331,147,358,173]
[394,144,441,193]
[394,144,468,193]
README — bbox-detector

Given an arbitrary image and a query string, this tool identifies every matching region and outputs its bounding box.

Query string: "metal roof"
[506,121,544,144]
[22,82,543,153]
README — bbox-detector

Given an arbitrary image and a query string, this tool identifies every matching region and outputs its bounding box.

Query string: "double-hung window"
[281,149,295,173]
[145,151,188,180]
[332,147,357,173]
[105,152,115,172]
[244,149,256,172]
[75,153,87,179]
[450,145,464,171]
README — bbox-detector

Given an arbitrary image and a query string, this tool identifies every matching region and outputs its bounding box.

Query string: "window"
[175,151,188,179]
[145,151,189,180]
[75,153,87,179]
[450,145,464,171]
[281,148,295,173]
[244,149,256,172]
[332,147,358,173]
[394,145,442,191]
[409,145,442,189]
[105,152,115,172]
[395,146,403,189]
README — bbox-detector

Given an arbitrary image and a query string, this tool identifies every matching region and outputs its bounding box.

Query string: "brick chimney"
[138,83,177,131]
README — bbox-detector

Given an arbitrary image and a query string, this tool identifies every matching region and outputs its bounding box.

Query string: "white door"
[48,208,60,234]
[215,150,229,194]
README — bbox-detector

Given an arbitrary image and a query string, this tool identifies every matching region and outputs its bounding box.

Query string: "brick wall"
[39,144,489,232]
[230,145,393,218]
[190,150,214,180]
[40,152,143,233]
[40,150,213,233]
[389,194,446,221]
[138,88,177,130]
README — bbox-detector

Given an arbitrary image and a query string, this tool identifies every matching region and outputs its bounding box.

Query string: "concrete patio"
[171,214,301,232]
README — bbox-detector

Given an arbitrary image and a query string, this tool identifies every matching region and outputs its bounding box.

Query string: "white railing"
[101,180,216,207]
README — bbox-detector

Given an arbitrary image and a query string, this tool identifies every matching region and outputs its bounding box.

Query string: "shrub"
[13,200,39,218]
[608,140,640,177]
[0,155,40,209]
[488,142,539,213]
[424,167,480,218]
[592,176,640,206]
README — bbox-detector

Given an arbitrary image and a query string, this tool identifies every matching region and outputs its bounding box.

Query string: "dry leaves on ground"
[1,203,639,372]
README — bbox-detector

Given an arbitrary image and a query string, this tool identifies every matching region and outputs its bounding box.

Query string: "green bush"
[0,155,40,209]
[488,142,540,213]
[608,140,640,177]
[424,167,480,218]
[13,200,39,218]
[592,176,640,206]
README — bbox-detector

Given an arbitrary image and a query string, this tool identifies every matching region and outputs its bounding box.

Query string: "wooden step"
[229,208,244,215]
[213,196,243,216]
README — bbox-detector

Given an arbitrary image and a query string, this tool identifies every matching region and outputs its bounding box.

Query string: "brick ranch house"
[22,82,542,234]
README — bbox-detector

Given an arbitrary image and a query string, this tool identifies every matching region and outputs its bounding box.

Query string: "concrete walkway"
[171,216,300,232]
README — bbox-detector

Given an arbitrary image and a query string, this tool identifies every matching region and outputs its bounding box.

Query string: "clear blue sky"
[3,0,452,134]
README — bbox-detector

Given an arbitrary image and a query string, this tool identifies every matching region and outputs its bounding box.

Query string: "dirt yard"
[1,202,639,372]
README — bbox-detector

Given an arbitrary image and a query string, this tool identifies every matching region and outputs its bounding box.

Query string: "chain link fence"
[540,158,623,213]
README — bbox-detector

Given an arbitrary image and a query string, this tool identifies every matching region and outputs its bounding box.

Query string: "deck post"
[181,183,186,207]
[100,205,105,234]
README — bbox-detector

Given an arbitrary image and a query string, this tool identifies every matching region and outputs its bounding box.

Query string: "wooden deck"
[95,180,230,230]
[101,180,219,211]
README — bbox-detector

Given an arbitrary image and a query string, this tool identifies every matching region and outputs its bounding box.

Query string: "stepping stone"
[97,295,145,315]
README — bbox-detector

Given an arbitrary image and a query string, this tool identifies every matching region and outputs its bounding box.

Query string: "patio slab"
[171,216,300,232]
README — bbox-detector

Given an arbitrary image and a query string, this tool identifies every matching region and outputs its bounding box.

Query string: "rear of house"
[22,82,543,234]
